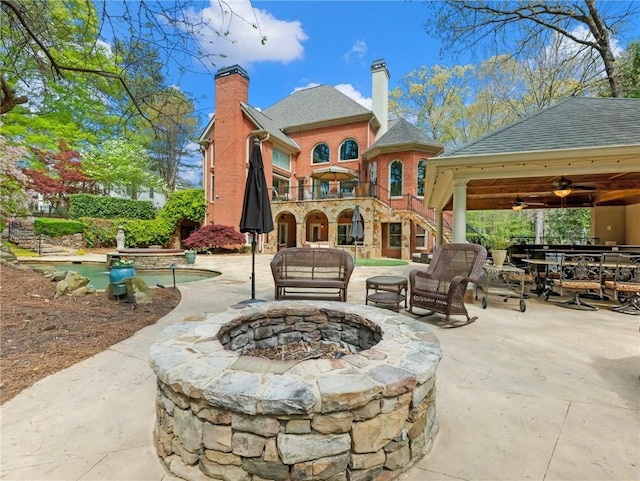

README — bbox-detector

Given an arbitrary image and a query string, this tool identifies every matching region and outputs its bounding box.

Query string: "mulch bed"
[0,263,181,404]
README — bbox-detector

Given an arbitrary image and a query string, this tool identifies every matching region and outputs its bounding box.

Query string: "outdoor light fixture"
[553,188,572,198]
[169,263,177,289]
[512,203,524,211]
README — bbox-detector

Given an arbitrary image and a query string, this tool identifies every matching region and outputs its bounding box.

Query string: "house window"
[272,175,290,200]
[273,147,291,171]
[149,187,154,199]
[390,160,403,197]
[415,225,427,248]
[337,224,352,245]
[312,143,330,164]
[389,222,401,248]
[417,159,426,197]
[339,139,358,161]
[210,142,215,167]
[210,173,215,200]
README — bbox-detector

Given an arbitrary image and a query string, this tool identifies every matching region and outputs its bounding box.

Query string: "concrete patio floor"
[1,252,638,481]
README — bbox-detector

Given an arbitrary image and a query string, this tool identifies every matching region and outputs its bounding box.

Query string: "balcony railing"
[272,181,451,232]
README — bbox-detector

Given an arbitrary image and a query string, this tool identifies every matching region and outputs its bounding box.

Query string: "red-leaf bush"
[183,224,246,253]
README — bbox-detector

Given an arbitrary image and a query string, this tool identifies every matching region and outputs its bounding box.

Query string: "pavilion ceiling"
[445,171,640,211]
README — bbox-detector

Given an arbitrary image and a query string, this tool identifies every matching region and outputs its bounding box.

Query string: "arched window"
[389,160,403,197]
[312,143,330,164]
[339,139,358,161]
[417,159,427,197]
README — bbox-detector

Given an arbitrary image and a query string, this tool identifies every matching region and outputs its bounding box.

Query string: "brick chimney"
[371,59,389,137]
[211,65,250,228]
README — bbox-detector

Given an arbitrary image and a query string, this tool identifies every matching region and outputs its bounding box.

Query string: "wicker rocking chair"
[408,243,487,327]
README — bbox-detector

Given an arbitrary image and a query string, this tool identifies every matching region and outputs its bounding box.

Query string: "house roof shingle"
[443,97,640,157]
[262,85,372,129]
[373,118,443,149]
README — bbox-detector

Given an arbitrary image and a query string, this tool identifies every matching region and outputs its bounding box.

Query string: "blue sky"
[177,1,446,122]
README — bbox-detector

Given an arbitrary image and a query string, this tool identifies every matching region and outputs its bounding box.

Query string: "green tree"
[1,0,265,123]
[618,40,640,98]
[0,130,31,225]
[141,88,201,194]
[426,0,637,98]
[545,208,591,244]
[82,139,164,200]
[389,64,474,147]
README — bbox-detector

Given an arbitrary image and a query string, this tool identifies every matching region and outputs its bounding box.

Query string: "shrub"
[34,218,84,237]
[124,218,173,247]
[183,225,245,253]
[158,189,206,225]
[80,218,119,248]
[69,194,156,220]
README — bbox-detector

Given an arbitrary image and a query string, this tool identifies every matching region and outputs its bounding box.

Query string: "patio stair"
[374,194,453,243]
[3,219,71,255]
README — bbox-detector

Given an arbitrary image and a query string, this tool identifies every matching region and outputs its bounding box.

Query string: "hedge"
[34,218,85,237]
[69,194,156,220]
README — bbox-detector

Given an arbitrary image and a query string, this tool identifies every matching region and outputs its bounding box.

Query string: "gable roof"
[364,118,443,158]
[443,97,640,157]
[262,85,374,130]
[240,103,299,150]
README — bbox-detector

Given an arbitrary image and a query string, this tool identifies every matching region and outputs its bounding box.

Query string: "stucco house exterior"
[197,60,450,260]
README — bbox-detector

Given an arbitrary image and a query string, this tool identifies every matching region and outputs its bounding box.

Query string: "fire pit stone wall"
[150,301,442,481]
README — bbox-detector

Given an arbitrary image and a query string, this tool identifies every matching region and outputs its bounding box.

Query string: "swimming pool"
[23,262,220,291]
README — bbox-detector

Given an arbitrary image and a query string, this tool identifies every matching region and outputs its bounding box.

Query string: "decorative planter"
[109,265,136,284]
[184,251,196,265]
[491,249,508,268]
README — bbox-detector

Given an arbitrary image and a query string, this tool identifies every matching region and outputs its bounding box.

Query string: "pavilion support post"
[452,181,468,243]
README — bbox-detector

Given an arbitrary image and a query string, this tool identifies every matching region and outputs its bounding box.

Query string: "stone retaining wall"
[150,302,442,481]
[106,252,187,268]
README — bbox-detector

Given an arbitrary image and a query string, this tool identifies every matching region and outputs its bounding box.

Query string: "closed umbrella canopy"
[310,165,358,182]
[351,205,364,241]
[238,137,274,303]
[240,137,274,235]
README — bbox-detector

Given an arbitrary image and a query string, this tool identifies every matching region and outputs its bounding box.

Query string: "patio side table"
[366,275,408,311]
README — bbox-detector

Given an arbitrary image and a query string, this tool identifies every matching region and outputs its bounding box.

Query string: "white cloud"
[343,39,367,63]
[335,84,371,110]
[293,82,320,93]
[194,0,308,66]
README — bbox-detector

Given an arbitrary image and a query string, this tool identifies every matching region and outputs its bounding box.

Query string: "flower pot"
[109,265,136,284]
[185,251,196,265]
[491,249,508,268]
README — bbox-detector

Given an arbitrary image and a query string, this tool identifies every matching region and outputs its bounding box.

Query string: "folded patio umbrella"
[239,137,274,302]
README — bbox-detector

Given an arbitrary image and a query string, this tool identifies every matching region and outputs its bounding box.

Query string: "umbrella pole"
[251,233,257,300]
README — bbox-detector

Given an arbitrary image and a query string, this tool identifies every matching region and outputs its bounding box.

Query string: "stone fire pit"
[150,301,442,481]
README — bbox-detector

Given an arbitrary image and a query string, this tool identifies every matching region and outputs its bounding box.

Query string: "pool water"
[24,263,219,291]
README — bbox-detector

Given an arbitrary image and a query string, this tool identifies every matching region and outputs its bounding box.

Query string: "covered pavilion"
[423,97,640,246]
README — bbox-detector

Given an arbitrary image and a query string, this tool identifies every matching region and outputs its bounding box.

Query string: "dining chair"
[551,253,604,311]
[603,254,640,315]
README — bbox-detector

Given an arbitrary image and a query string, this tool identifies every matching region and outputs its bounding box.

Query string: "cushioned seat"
[551,253,604,311]
[408,243,487,327]
[604,254,640,315]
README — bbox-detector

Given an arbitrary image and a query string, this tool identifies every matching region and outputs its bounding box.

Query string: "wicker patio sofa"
[408,243,487,327]
[270,247,354,301]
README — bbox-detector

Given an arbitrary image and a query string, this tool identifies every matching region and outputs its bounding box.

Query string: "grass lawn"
[355,258,408,266]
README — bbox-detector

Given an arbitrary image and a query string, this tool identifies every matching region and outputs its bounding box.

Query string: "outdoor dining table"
[522,256,625,301]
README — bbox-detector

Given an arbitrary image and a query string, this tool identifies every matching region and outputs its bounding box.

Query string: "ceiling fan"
[511,195,544,211]
[552,176,596,198]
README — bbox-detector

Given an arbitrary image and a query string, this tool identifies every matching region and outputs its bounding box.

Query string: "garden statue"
[116,226,125,250]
